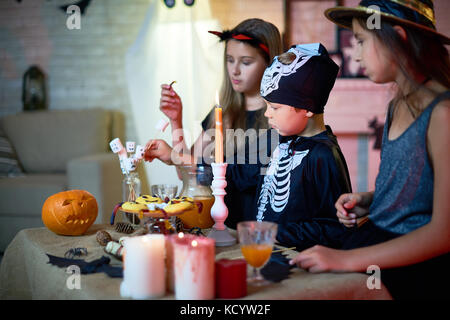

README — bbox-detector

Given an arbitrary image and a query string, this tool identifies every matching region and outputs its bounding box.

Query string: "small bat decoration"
[260,251,295,283]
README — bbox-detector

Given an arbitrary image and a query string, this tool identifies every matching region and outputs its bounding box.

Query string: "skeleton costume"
[256,128,352,250]
[255,43,352,250]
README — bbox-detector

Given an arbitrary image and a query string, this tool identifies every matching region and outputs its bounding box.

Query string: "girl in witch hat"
[290,0,450,299]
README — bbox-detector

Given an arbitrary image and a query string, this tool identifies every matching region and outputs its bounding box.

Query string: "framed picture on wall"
[330,27,366,78]
[284,0,366,78]
[337,27,366,78]
[329,51,344,78]
[326,0,366,78]
[284,0,338,51]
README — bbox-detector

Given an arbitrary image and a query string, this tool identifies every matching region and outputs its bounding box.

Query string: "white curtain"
[125,0,224,190]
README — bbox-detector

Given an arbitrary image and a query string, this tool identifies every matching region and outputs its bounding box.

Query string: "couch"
[0,108,125,252]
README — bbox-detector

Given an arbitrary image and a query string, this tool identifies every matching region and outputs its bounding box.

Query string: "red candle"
[173,234,215,299]
[215,258,247,299]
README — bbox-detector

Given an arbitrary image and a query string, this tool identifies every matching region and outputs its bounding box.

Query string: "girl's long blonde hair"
[219,19,283,131]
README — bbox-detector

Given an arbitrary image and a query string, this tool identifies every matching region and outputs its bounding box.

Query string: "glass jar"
[178,164,215,230]
[122,172,141,226]
[123,172,141,202]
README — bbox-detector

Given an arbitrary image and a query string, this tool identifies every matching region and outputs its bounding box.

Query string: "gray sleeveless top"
[369,91,450,234]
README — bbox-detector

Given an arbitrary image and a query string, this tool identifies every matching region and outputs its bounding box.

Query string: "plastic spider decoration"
[64,247,88,259]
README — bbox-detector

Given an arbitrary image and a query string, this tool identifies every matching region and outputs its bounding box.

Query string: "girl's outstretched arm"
[159,84,190,158]
[159,84,213,176]
[160,83,183,129]
[290,101,450,273]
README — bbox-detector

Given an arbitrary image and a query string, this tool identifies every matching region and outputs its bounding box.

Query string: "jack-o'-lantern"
[42,190,98,236]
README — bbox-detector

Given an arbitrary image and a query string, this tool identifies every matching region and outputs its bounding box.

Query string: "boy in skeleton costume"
[255,43,352,251]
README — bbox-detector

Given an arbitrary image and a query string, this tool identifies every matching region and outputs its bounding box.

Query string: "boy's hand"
[335,192,373,228]
[144,139,174,165]
[160,84,182,127]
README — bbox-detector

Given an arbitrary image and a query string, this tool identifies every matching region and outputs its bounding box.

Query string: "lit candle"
[215,91,223,163]
[165,232,184,293]
[120,234,166,299]
[173,234,215,299]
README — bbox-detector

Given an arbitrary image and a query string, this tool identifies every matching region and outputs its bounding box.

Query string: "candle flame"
[178,232,184,239]
[191,240,198,247]
[215,90,220,107]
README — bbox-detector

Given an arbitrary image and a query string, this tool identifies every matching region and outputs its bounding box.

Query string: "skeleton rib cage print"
[257,138,309,221]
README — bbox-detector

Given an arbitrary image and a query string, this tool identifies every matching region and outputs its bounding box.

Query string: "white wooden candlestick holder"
[208,162,236,246]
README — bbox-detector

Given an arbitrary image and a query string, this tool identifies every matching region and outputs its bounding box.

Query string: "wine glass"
[151,184,178,202]
[150,184,178,232]
[237,221,278,286]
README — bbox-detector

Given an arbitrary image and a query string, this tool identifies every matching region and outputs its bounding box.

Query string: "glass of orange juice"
[237,221,278,285]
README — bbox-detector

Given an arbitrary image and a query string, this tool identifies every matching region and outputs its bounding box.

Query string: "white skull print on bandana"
[260,43,323,97]
[256,138,309,221]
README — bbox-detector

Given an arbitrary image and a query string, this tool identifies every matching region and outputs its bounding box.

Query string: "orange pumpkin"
[42,190,98,236]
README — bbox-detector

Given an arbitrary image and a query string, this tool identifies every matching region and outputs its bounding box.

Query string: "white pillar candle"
[173,234,215,300]
[165,234,177,293]
[120,234,166,299]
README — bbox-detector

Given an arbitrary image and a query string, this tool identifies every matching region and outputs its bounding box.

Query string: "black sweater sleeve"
[276,143,352,250]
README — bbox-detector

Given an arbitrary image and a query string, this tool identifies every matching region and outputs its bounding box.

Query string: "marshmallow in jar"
[173,234,215,300]
[120,234,166,299]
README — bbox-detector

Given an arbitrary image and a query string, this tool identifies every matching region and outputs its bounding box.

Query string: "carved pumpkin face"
[42,190,98,236]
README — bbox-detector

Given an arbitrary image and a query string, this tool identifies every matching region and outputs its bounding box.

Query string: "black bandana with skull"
[260,43,339,114]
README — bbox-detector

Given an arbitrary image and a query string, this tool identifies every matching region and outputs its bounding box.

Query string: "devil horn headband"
[208,30,270,55]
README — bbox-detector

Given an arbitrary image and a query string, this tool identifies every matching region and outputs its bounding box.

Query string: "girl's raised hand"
[160,84,182,125]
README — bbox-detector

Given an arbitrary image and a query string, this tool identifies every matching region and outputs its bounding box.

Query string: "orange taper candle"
[215,106,223,163]
[215,91,223,163]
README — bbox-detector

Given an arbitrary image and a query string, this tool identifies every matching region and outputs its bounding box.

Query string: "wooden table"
[0,224,392,300]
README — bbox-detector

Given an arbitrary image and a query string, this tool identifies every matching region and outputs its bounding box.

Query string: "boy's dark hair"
[277,52,297,65]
